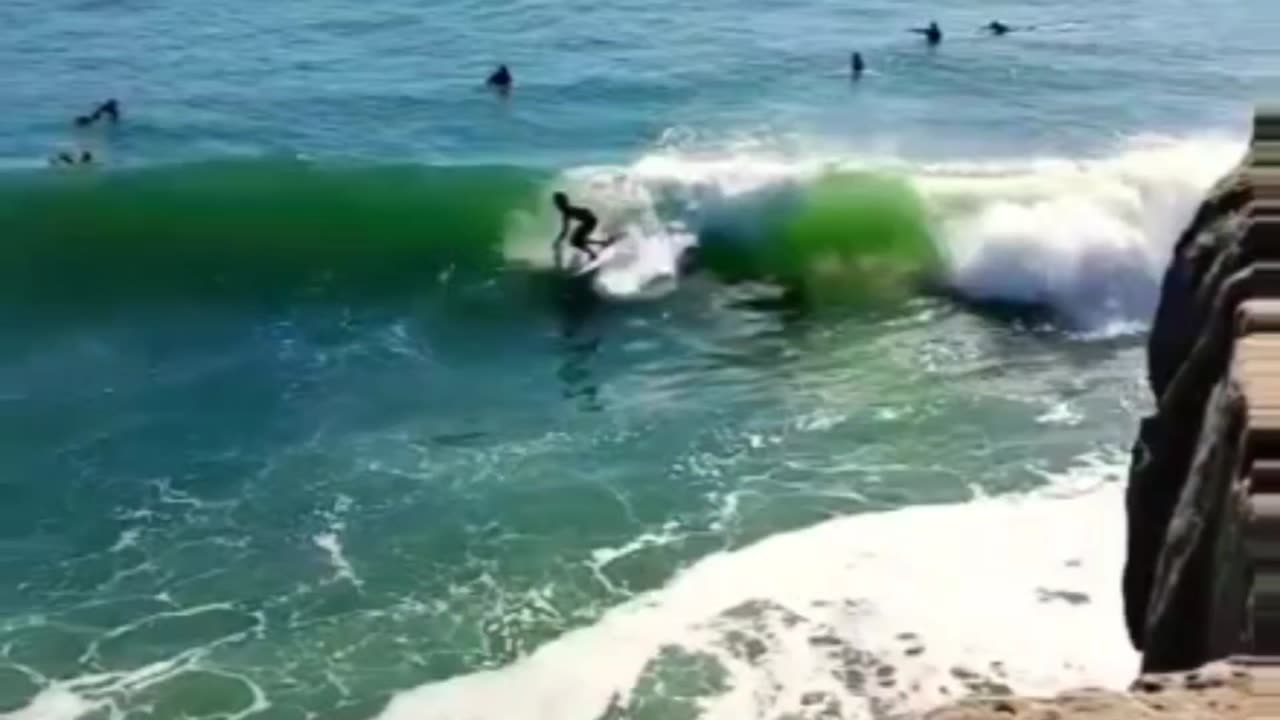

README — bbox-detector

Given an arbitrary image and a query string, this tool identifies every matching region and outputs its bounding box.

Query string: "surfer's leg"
[570,233,593,257]
[571,218,599,259]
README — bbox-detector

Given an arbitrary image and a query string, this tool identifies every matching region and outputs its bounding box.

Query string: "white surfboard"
[569,238,621,277]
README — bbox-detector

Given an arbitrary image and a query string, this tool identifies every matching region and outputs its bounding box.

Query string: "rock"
[1184,672,1222,691]
[1122,126,1270,673]
[1132,678,1164,693]
[925,662,1250,720]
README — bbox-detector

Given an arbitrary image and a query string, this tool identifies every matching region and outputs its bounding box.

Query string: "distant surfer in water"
[910,21,942,46]
[850,51,865,80]
[49,149,94,167]
[487,65,513,94]
[553,192,611,262]
[984,20,1012,35]
[74,99,120,127]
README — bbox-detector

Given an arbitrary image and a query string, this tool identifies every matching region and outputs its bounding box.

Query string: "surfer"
[850,51,865,79]
[49,149,94,166]
[74,99,120,127]
[984,20,1012,35]
[96,99,120,123]
[487,65,513,94]
[910,21,943,46]
[553,192,610,262]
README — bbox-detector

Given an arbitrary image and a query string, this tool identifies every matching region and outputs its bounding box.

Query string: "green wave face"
[701,171,939,303]
[0,162,938,308]
[779,172,938,300]
[0,160,548,303]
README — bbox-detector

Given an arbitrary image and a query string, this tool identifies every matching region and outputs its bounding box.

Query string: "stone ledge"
[924,662,1250,720]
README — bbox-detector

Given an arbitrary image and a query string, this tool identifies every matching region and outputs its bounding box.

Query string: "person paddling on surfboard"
[984,20,1012,35]
[910,21,943,46]
[74,99,120,128]
[553,192,612,262]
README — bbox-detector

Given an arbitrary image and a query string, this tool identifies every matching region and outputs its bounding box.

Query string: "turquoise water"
[0,0,1277,718]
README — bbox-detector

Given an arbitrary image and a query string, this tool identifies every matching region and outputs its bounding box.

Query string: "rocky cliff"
[1124,108,1280,673]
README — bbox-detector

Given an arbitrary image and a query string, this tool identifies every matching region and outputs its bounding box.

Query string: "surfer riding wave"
[553,191,616,264]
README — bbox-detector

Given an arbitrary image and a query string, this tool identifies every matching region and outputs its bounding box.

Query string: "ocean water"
[1,0,1278,718]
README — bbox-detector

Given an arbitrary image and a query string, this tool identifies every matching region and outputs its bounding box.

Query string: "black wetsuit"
[560,205,600,259]
[487,66,513,93]
[76,100,120,127]
[911,23,942,45]
[96,99,120,122]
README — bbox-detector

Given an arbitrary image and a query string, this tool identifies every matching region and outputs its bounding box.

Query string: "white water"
[511,134,1242,330]
[377,456,1137,720]
[917,135,1241,329]
[7,459,1139,720]
[1,605,269,720]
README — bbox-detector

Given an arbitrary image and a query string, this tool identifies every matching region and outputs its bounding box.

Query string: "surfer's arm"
[555,214,569,241]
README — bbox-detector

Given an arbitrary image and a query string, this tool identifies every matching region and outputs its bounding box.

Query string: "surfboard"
[569,236,622,277]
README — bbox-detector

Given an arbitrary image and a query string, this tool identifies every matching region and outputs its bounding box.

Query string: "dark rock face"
[1122,123,1280,670]
[1123,158,1259,670]
[1145,177,1255,400]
